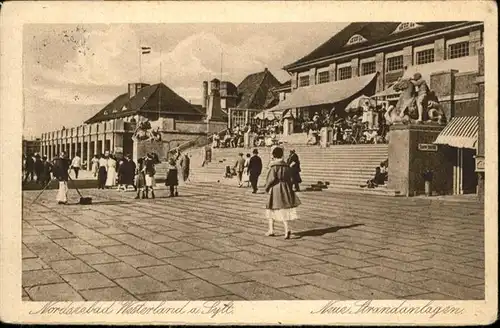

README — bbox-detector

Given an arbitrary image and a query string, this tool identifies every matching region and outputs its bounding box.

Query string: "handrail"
[166,127,228,156]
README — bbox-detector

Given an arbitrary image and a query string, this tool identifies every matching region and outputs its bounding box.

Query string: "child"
[165,158,179,197]
[143,153,156,199]
[134,158,146,199]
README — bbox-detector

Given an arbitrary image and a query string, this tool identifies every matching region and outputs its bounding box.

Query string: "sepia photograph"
[1,0,497,325]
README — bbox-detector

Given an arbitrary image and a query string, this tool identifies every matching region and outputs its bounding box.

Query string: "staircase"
[156,143,398,196]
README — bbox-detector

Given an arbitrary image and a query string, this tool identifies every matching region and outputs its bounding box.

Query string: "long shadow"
[67,200,130,206]
[293,224,364,238]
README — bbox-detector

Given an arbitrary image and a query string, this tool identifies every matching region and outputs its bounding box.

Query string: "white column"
[86,136,91,171]
[101,133,106,153]
[69,138,73,158]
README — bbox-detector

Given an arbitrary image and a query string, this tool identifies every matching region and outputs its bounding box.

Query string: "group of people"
[212,125,249,149]
[22,152,84,186]
[38,149,191,205]
[229,148,302,194]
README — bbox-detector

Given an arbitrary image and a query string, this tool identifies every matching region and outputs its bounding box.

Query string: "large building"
[40,82,205,167]
[272,21,484,195]
[270,22,482,117]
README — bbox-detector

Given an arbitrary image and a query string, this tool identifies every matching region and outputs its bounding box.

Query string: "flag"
[141,46,151,54]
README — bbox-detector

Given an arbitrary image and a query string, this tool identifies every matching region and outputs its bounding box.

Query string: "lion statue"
[385,76,446,125]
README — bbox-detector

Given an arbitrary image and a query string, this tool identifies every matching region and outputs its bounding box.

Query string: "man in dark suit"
[248,149,262,193]
[287,149,302,192]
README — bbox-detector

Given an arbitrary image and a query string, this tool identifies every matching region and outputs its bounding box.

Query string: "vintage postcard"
[0,0,497,325]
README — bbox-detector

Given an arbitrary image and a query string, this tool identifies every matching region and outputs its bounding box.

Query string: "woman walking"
[264,146,301,239]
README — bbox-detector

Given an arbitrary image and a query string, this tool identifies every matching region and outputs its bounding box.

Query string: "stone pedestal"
[133,140,166,163]
[387,124,454,196]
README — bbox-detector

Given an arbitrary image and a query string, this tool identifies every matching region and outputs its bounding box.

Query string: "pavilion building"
[39,82,206,168]
[266,21,484,195]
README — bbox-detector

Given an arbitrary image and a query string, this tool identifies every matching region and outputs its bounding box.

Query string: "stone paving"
[22,183,485,301]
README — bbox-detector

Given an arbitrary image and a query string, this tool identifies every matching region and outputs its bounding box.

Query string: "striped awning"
[434,116,479,149]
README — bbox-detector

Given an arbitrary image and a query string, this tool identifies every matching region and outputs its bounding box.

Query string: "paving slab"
[23,183,484,301]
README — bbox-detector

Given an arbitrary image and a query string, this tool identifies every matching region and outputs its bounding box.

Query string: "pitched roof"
[236,69,282,109]
[85,83,204,124]
[285,21,480,70]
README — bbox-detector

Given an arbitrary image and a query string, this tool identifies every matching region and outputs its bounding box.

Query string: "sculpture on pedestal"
[385,73,446,126]
[132,119,162,142]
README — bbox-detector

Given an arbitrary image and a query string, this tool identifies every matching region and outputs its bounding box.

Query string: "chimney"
[210,78,220,95]
[128,82,150,99]
[128,83,137,99]
[202,81,208,109]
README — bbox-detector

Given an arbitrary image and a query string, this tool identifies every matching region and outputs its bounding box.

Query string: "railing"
[166,128,229,158]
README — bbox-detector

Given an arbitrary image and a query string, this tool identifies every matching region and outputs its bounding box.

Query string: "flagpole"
[158,49,162,121]
[139,42,142,83]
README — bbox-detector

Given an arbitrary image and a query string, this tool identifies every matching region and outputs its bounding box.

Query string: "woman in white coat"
[105,154,117,188]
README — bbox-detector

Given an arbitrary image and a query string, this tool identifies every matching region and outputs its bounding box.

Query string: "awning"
[434,116,478,149]
[267,73,377,112]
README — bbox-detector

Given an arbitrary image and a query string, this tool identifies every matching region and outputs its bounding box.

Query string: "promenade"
[22,182,484,301]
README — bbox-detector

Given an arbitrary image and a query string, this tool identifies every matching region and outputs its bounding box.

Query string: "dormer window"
[121,105,127,111]
[393,22,422,34]
[346,34,367,46]
[104,110,109,115]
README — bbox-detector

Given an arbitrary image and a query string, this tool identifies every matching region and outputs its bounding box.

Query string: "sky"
[23,23,347,137]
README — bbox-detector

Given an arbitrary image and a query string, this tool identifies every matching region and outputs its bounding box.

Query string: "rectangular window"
[361,61,376,75]
[416,49,435,65]
[386,55,404,72]
[338,67,352,80]
[317,71,330,84]
[298,75,310,87]
[448,41,469,59]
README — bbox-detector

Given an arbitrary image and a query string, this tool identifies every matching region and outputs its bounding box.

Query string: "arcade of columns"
[40,119,130,171]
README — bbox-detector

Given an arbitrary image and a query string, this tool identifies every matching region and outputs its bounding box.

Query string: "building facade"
[278,21,484,195]
[40,82,208,168]
[280,21,482,120]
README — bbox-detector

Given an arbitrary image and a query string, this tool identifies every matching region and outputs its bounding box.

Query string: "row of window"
[297,40,471,85]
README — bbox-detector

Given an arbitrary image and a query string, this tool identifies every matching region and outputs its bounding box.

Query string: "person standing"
[180,153,190,183]
[52,151,71,205]
[248,149,263,194]
[24,153,35,183]
[242,153,251,187]
[91,154,100,177]
[143,153,156,199]
[264,146,301,239]
[134,157,146,199]
[39,156,53,187]
[287,149,302,192]
[105,154,117,188]
[34,154,43,185]
[233,153,246,187]
[71,152,82,179]
[165,157,179,197]
[121,154,136,191]
[97,152,108,189]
